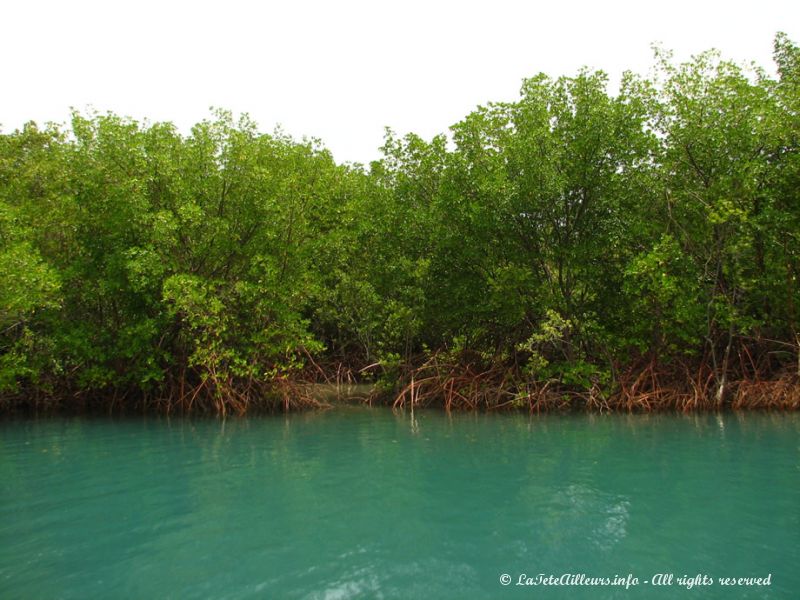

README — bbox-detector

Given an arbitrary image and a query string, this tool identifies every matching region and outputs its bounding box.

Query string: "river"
[1,409,798,598]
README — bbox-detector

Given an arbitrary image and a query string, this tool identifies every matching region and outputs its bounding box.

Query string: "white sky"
[2,0,798,165]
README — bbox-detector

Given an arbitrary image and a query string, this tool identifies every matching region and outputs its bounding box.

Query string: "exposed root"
[733,375,800,409]
[390,353,800,413]
[3,349,799,415]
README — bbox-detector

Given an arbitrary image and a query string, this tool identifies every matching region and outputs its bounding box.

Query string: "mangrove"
[1,34,800,414]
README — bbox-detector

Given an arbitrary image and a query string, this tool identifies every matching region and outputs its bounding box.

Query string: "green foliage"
[1,34,799,409]
[623,235,705,353]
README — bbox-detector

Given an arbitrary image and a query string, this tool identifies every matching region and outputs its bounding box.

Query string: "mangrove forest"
[2,34,800,414]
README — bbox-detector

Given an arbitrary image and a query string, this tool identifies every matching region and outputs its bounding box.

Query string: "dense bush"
[1,35,799,412]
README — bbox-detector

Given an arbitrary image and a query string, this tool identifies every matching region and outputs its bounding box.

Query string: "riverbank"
[2,367,798,415]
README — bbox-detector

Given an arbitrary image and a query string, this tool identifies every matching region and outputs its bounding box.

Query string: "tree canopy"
[2,35,799,412]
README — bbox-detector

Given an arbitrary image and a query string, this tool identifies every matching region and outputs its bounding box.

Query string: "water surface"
[1,410,798,598]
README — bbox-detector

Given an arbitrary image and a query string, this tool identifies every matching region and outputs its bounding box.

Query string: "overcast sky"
[2,0,798,164]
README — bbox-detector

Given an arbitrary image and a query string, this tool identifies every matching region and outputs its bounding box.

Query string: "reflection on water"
[552,484,631,551]
[0,410,798,599]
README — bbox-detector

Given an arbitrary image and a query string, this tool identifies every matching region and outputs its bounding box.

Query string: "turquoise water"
[1,409,798,599]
